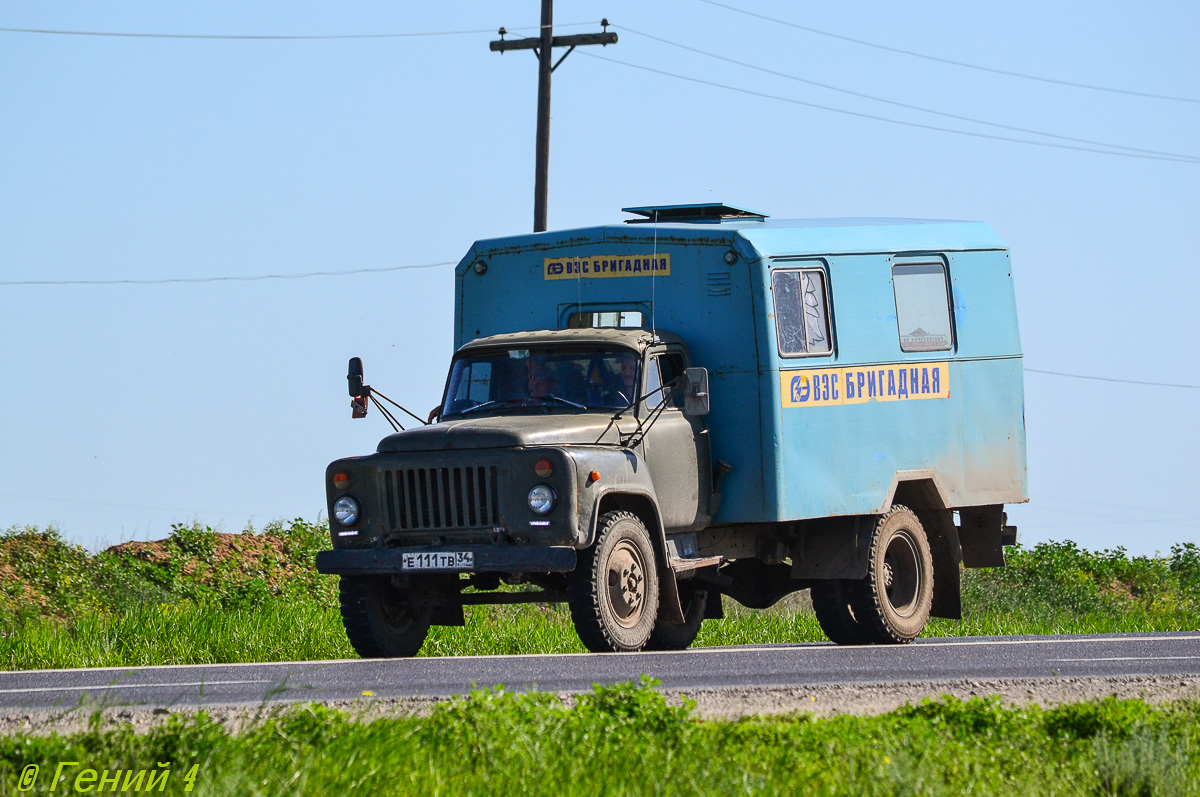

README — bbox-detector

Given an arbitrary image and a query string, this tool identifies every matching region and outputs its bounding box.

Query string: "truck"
[315,203,1027,655]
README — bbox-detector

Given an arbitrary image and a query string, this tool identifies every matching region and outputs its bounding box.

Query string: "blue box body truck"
[317,204,1027,654]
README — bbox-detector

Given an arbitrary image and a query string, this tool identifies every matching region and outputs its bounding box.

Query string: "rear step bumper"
[316,545,577,575]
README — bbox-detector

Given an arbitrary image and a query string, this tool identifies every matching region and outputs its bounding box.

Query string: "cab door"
[640,346,713,531]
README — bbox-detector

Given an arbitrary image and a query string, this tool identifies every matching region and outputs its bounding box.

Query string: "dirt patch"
[105,533,297,589]
[0,540,54,610]
[0,562,42,609]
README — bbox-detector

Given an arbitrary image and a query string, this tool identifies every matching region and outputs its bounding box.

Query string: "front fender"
[564,447,688,624]
[563,447,659,548]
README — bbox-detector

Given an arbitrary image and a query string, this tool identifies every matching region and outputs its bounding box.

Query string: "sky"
[1,1,1197,555]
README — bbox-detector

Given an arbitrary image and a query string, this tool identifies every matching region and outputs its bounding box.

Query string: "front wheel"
[339,575,432,658]
[568,511,660,652]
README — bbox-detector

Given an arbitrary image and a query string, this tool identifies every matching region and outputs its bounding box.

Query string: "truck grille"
[381,466,501,531]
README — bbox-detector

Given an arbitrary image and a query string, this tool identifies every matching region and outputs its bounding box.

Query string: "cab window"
[567,310,644,329]
[644,357,663,409]
[646,353,686,410]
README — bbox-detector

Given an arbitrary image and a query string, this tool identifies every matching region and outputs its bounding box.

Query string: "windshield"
[442,348,640,417]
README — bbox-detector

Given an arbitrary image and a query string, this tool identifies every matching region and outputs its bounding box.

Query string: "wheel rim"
[606,539,647,628]
[379,587,419,632]
[882,530,922,617]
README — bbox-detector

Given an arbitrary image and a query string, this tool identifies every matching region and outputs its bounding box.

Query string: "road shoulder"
[1,673,1198,735]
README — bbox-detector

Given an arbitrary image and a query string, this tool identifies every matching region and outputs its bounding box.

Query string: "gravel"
[2,674,1197,736]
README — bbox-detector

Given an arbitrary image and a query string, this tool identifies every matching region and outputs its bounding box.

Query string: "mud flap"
[930,546,962,620]
[919,508,963,620]
[959,505,1007,567]
[658,566,686,624]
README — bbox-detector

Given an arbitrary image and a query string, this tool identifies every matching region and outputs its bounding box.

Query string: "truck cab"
[320,327,717,653]
[317,203,1027,655]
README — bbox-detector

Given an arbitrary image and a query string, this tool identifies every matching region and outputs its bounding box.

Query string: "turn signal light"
[535,459,553,478]
[333,472,352,490]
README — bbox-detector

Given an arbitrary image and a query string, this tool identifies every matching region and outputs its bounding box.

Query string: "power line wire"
[0,21,596,41]
[580,51,1199,164]
[1026,368,1199,390]
[1039,494,1198,518]
[1017,504,1191,523]
[1027,519,1198,529]
[0,491,260,517]
[0,261,455,286]
[618,25,1199,163]
[696,0,1200,105]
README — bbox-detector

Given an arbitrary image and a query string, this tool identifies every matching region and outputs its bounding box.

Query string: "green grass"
[0,682,1197,795]
[2,521,1200,669]
[0,602,355,670]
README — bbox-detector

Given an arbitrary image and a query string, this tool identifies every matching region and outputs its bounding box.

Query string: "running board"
[670,555,723,573]
[665,532,722,573]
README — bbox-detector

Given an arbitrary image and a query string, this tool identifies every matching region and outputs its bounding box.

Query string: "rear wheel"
[568,511,659,652]
[645,587,708,651]
[848,505,934,644]
[339,575,432,658]
[810,580,868,645]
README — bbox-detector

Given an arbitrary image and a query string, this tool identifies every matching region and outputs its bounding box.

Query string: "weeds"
[0,684,1197,795]
[1093,724,1191,797]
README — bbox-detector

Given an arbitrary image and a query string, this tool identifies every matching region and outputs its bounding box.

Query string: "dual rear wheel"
[811,505,934,645]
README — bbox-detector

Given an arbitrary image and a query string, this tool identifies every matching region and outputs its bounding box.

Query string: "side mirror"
[348,357,369,418]
[682,367,710,416]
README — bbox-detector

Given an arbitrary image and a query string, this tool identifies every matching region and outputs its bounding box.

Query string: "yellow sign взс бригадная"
[781,362,950,408]
[544,254,671,280]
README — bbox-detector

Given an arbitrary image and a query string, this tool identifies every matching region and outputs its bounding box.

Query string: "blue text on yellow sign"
[781,362,950,408]
[544,254,671,280]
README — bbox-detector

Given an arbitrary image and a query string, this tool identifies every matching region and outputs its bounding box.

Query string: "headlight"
[333,496,361,526]
[527,484,557,515]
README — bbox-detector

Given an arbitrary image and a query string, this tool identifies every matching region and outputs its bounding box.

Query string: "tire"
[848,505,934,644]
[339,575,432,658]
[645,587,707,651]
[810,580,868,645]
[568,511,660,652]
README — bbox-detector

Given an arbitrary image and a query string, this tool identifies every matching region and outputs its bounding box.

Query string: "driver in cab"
[528,362,559,399]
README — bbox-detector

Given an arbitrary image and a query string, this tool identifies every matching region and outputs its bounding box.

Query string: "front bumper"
[315,545,577,575]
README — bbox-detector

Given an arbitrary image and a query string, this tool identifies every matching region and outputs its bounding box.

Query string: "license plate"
[401,551,474,571]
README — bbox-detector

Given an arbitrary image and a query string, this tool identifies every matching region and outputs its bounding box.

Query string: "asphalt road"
[1,632,1197,713]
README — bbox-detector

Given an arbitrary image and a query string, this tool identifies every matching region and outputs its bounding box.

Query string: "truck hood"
[376,414,622,452]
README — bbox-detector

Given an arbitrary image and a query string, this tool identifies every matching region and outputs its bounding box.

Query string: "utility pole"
[491,4,616,232]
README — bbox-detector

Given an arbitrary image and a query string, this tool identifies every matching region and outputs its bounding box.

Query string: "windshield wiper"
[461,395,587,415]
[531,394,588,410]
[461,399,517,415]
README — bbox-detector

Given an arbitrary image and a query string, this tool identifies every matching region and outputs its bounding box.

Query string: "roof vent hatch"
[622,203,768,224]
